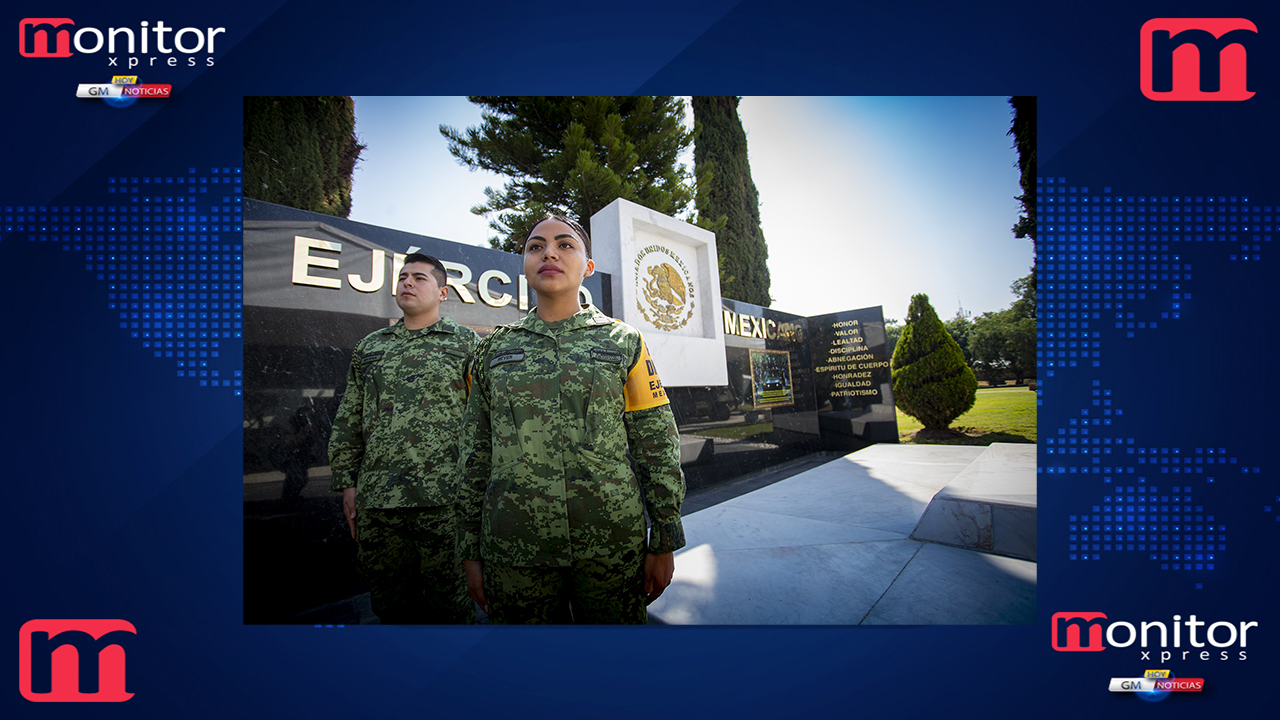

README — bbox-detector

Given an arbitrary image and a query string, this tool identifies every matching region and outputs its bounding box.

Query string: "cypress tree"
[440,96,695,253]
[1008,96,1036,241]
[1008,97,1037,333]
[244,96,365,218]
[891,294,978,430]
[691,96,772,306]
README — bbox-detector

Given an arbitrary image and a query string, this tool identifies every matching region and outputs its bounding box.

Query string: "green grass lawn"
[896,386,1036,445]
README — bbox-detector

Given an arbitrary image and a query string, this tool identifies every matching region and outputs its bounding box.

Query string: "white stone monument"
[590,198,728,386]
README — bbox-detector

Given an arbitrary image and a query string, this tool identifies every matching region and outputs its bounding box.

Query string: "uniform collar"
[386,316,458,337]
[518,304,613,337]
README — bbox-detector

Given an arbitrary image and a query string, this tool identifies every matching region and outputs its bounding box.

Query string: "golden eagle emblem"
[644,263,686,308]
[636,254,695,331]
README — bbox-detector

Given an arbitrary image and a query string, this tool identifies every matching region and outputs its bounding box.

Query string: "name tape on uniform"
[490,350,525,368]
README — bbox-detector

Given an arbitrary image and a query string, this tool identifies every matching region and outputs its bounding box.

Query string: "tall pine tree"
[691,96,772,306]
[440,96,695,253]
[244,96,365,218]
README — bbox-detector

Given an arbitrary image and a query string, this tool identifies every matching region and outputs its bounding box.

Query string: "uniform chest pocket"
[435,346,470,378]
[490,356,539,402]
[586,358,626,446]
[404,345,466,369]
[489,355,546,449]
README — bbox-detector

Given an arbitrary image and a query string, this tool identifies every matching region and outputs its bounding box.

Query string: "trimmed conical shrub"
[891,294,978,430]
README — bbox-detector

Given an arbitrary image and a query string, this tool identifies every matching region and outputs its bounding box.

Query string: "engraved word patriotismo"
[634,244,695,331]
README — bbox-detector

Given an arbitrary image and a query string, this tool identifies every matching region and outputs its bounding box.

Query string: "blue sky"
[348,96,1033,321]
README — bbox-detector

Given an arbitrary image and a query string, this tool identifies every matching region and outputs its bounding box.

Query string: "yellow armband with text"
[624,338,669,412]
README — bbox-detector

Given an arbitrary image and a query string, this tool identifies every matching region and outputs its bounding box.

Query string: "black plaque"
[807,307,899,448]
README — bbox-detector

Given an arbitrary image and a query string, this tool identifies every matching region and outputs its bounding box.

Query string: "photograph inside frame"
[241,95,1037,625]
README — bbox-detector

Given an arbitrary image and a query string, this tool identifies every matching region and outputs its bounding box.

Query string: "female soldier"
[456,215,685,624]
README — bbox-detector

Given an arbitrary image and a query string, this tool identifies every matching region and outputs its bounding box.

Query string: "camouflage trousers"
[357,506,473,624]
[483,545,646,624]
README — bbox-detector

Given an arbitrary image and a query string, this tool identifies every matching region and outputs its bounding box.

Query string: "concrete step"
[908,442,1037,560]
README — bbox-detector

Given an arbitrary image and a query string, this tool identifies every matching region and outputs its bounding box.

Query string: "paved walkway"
[647,443,1037,625]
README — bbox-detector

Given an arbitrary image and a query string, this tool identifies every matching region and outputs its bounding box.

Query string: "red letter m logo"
[1051,611,1108,652]
[19,620,136,702]
[18,18,75,57]
[1141,18,1257,101]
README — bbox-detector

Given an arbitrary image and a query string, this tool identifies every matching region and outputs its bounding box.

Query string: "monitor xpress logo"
[1052,612,1258,661]
[19,18,224,68]
[1141,18,1257,101]
[19,620,137,702]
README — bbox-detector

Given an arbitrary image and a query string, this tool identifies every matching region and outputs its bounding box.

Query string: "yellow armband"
[624,337,669,412]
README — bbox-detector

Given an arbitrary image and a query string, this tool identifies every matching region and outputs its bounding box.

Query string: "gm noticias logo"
[76,76,173,108]
[1141,18,1257,101]
[18,620,136,702]
[1109,670,1205,696]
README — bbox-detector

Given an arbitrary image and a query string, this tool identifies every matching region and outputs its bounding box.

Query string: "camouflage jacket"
[456,305,686,567]
[328,317,478,509]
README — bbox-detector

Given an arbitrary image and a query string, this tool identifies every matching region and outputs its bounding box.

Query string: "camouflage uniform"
[328,317,478,624]
[456,305,686,624]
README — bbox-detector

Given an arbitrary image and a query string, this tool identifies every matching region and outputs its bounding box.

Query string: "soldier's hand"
[465,559,488,613]
[643,552,675,604]
[342,488,357,539]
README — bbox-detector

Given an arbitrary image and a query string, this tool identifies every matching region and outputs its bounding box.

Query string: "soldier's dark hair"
[401,252,447,287]
[527,214,591,258]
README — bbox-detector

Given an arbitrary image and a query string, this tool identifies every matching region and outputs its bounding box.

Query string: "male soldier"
[329,252,477,624]
[457,216,685,624]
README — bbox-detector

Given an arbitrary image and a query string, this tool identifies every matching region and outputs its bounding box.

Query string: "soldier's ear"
[583,259,595,278]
